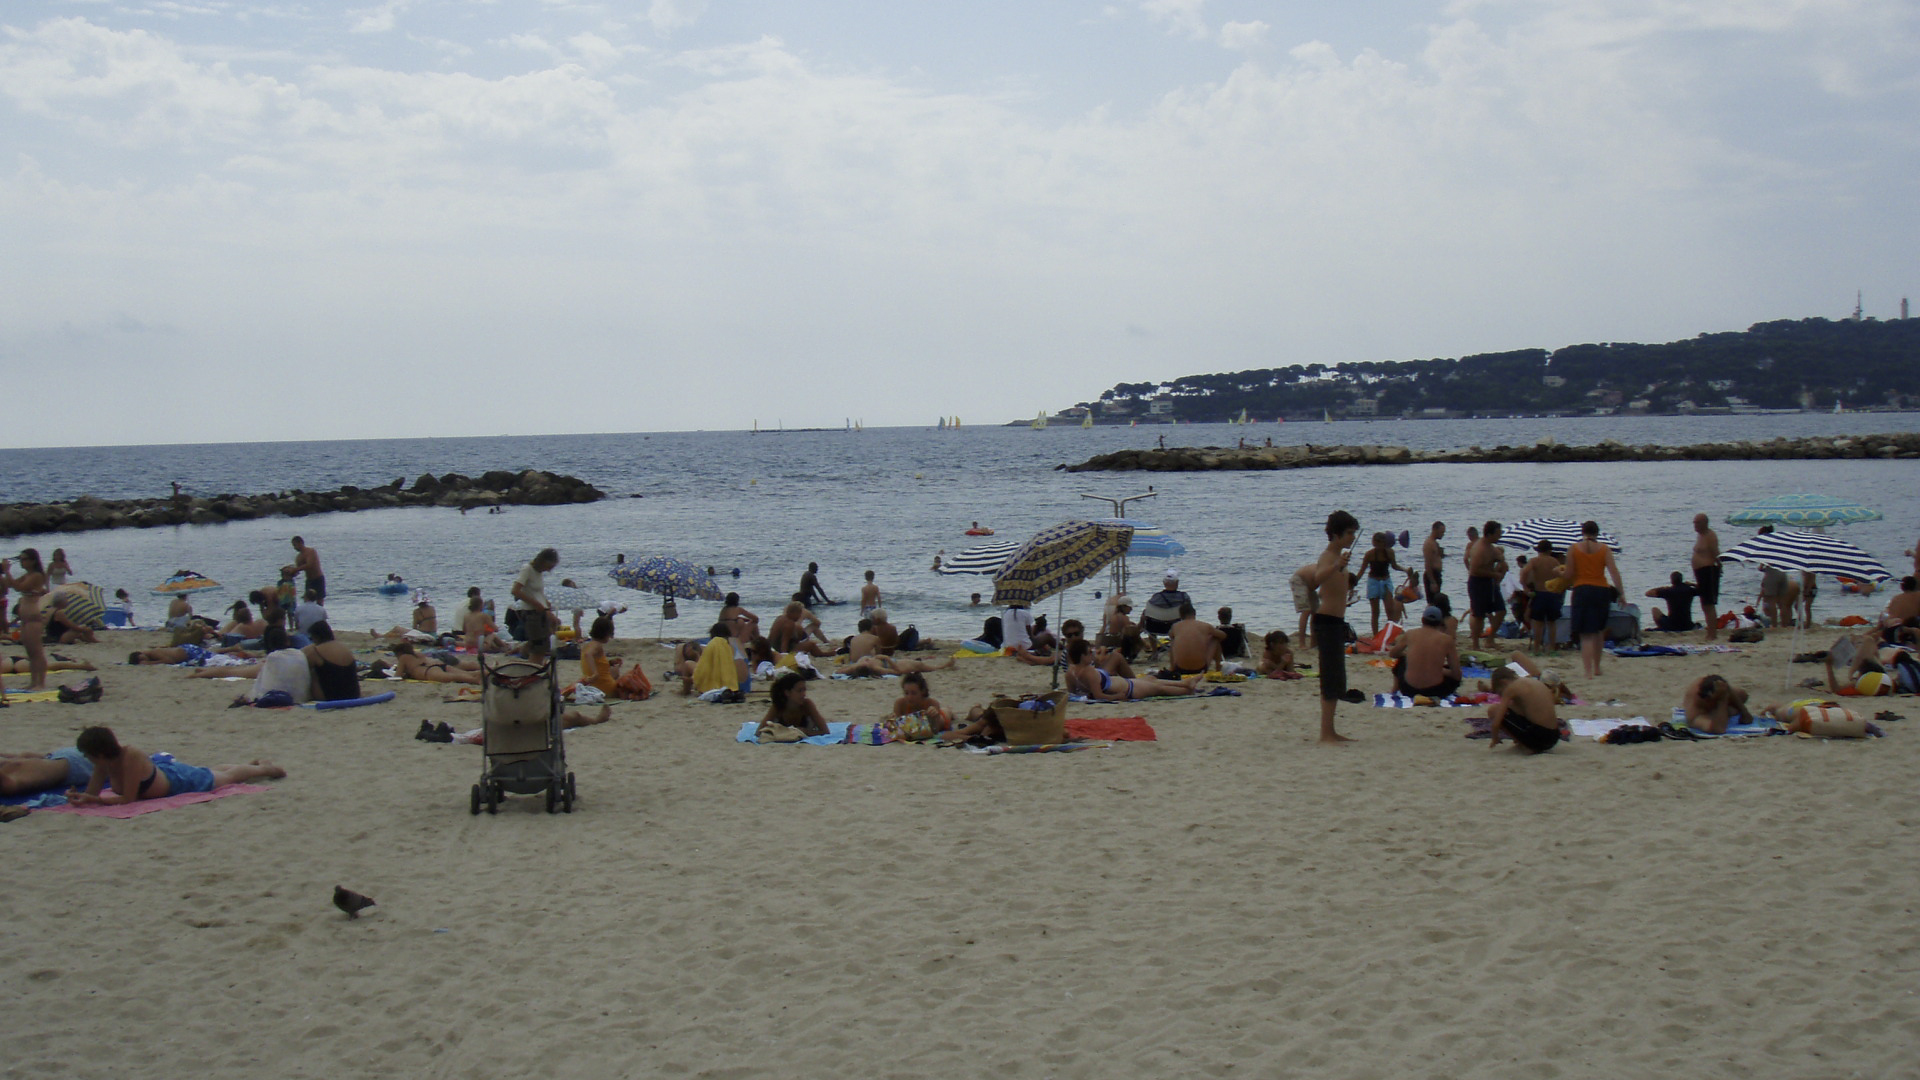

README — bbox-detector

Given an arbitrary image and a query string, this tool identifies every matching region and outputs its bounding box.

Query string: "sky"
[1,0,1916,447]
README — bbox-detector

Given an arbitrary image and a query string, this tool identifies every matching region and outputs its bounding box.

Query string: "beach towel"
[1063,717,1157,742]
[1068,686,1240,705]
[0,689,62,704]
[951,647,1007,659]
[734,721,853,746]
[1566,717,1651,739]
[963,742,1106,755]
[1461,665,1492,678]
[1372,692,1471,708]
[37,783,270,818]
[1666,706,1780,738]
[693,637,741,693]
[1609,645,1686,657]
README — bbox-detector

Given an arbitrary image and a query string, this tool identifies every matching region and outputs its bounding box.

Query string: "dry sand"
[3,625,1916,1079]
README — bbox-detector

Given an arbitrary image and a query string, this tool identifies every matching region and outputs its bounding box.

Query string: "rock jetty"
[0,470,606,538]
[1061,433,1920,473]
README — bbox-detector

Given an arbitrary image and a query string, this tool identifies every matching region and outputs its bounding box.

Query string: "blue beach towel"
[735,721,853,746]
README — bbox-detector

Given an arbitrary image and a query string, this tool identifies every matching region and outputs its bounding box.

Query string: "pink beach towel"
[40,784,271,818]
[1063,717,1158,742]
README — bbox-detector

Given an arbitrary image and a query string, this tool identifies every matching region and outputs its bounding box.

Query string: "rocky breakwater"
[0,470,606,538]
[1060,432,1920,473]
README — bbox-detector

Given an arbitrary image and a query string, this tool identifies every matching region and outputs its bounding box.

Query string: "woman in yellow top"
[577,614,621,695]
[1565,521,1626,680]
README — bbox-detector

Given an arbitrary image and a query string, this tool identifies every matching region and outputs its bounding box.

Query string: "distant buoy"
[914,473,922,479]
[749,479,757,485]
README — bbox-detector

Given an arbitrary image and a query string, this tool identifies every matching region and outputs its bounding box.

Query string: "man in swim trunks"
[1388,606,1462,699]
[1422,521,1447,603]
[67,726,285,805]
[1466,521,1507,651]
[799,563,832,606]
[0,747,93,797]
[868,610,901,655]
[1691,513,1722,640]
[859,571,881,618]
[1289,562,1318,650]
[1488,665,1561,753]
[284,535,325,603]
[1165,602,1225,675]
[1312,510,1361,744]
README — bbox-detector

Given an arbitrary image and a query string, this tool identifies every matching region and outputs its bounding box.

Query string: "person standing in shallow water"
[1312,510,1360,744]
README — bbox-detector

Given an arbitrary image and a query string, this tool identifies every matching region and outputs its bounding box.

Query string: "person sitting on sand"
[768,602,825,656]
[1001,603,1053,666]
[1060,619,1133,679]
[66,726,285,805]
[185,625,311,702]
[1680,674,1752,734]
[389,642,483,684]
[689,621,750,695]
[303,622,361,701]
[1646,571,1701,633]
[220,601,266,643]
[1100,595,1142,661]
[375,598,438,640]
[1388,606,1462,699]
[1257,630,1297,677]
[1165,602,1225,676]
[42,594,99,646]
[576,614,621,694]
[0,746,95,797]
[459,597,510,653]
[869,609,901,656]
[1822,632,1917,697]
[164,591,194,630]
[1488,665,1562,753]
[880,672,955,742]
[720,592,759,642]
[1880,576,1920,646]
[1064,639,1201,701]
[758,672,829,738]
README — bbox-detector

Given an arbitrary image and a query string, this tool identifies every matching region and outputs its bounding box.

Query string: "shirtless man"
[1690,513,1722,640]
[1680,674,1751,735]
[799,562,832,606]
[1882,577,1920,646]
[1421,521,1447,603]
[844,618,883,662]
[283,535,325,602]
[1388,606,1462,699]
[1289,562,1319,649]
[859,571,881,617]
[1466,521,1508,651]
[1488,665,1560,753]
[869,609,900,655]
[461,598,510,653]
[1165,602,1225,675]
[1520,541,1565,654]
[768,602,832,656]
[67,726,284,805]
[1311,510,1361,744]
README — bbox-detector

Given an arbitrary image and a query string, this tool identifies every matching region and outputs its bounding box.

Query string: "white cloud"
[1139,0,1209,40]
[350,0,408,34]
[1217,20,1268,51]
[646,0,706,34]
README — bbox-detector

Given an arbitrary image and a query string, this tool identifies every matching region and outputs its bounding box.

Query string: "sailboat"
[1031,410,1048,430]
[1832,400,1844,415]
[1323,409,1332,423]
[1081,412,1093,429]
[937,416,947,430]
[1238,407,1249,424]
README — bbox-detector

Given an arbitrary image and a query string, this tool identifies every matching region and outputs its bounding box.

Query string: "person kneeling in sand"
[757,672,830,738]
[1064,639,1200,701]
[388,642,483,684]
[1680,674,1754,734]
[1389,606,1462,699]
[1488,666,1563,753]
[66,726,285,805]
[1257,630,1298,677]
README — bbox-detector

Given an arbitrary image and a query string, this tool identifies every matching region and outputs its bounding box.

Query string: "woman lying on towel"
[1064,640,1201,700]
[834,653,956,678]
[388,643,483,684]
[65,726,285,805]
[757,672,830,738]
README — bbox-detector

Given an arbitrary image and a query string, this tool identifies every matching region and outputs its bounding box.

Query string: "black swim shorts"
[1503,710,1560,753]
[1692,563,1721,606]
[1467,575,1501,618]
[1312,614,1347,702]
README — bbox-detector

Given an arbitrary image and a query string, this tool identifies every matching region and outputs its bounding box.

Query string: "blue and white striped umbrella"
[1719,529,1891,582]
[1726,494,1881,529]
[1090,519,1187,558]
[935,540,1022,576]
[1494,517,1621,554]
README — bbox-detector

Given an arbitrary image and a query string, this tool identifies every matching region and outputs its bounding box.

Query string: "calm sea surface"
[4,414,1917,641]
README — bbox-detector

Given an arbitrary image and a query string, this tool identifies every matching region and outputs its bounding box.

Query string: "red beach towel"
[1064,717,1157,742]
[40,784,271,818]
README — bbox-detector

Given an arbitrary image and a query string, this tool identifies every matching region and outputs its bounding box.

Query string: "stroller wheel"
[486,782,501,815]
[469,784,481,816]
[545,782,558,814]
[563,772,576,813]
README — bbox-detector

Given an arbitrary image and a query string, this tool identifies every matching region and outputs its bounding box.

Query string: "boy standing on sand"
[1312,510,1360,744]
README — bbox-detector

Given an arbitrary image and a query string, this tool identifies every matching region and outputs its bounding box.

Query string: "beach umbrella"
[991,520,1134,608]
[1718,529,1891,582]
[152,570,221,596]
[51,581,107,629]
[1495,518,1621,554]
[935,540,1022,576]
[609,557,726,602]
[1726,494,1882,529]
[1089,519,1187,558]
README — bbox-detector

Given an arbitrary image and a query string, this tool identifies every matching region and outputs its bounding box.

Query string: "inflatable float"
[303,690,398,710]
[965,527,995,536]
[152,571,222,596]
[377,581,409,595]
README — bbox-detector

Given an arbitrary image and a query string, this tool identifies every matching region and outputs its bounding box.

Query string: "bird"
[333,885,377,919]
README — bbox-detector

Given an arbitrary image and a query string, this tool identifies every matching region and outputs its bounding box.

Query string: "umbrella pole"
[1050,590,1066,690]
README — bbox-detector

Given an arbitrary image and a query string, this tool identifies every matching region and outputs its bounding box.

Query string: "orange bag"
[614,663,653,701]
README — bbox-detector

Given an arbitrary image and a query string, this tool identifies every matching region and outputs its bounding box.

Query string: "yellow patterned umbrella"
[990,520,1135,608]
[51,581,107,629]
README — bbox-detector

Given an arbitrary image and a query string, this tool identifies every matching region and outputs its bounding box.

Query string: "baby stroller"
[470,653,576,815]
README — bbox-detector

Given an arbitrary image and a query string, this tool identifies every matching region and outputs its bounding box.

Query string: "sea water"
[3,413,1916,642]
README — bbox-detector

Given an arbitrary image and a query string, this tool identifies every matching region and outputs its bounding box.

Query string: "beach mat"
[1372,692,1472,708]
[0,689,63,704]
[1063,717,1157,742]
[36,783,271,818]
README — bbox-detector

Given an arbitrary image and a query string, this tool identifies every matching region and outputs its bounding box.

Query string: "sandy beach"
[4,625,1915,1079]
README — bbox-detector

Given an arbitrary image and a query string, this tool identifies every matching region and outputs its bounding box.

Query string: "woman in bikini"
[1064,639,1201,701]
[757,672,830,738]
[390,642,483,684]
[46,548,72,587]
[0,550,52,690]
[1360,532,1406,635]
[66,726,284,805]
